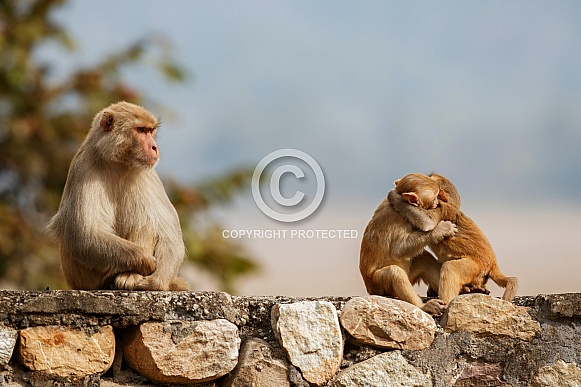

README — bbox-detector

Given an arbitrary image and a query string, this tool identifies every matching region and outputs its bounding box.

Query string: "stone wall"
[0,290,579,386]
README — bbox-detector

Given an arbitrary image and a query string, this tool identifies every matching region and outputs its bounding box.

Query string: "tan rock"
[272,301,343,385]
[17,325,115,378]
[340,296,437,350]
[531,360,581,387]
[329,351,432,387]
[441,294,541,341]
[223,337,290,387]
[123,319,240,384]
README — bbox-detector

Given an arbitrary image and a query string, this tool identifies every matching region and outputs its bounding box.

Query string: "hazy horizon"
[183,194,581,298]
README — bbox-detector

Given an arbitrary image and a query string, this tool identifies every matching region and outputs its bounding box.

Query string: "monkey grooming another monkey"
[388,173,518,303]
[360,173,457,315]
[46,102,188,291]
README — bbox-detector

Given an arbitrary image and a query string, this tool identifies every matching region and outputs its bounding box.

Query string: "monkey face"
[131,126,159,167]
[94,102,160,169]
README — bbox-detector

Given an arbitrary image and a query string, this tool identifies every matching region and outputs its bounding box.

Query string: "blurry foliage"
[0,0,257,292]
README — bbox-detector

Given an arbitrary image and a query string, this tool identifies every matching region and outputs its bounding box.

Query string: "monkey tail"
[489,265,519,302]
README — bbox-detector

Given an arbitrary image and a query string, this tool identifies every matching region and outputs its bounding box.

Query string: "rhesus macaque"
[388,173,518,303]
[360,173,458,315]
[46,102,188,291]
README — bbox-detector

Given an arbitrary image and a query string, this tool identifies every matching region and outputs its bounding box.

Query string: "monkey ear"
[394,179,401,187]
[438,189,448,202]
[402,192,419,206]
[100,111,115,132]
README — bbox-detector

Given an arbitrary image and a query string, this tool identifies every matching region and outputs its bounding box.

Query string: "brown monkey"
[388,173,518,303]
[46,102,188,291]
[360,173,457,315]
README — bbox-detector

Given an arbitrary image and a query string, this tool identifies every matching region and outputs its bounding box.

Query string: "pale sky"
[46,1,581,297]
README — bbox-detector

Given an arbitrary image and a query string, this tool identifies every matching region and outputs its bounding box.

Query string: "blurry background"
[1,0,580,297]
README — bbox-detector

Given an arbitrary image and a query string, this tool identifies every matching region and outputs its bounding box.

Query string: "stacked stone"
[0,291,579,386]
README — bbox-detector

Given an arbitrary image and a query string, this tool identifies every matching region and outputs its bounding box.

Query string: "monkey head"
[394,173,441,209]
[89,101,160,169]
[429,173,461,209]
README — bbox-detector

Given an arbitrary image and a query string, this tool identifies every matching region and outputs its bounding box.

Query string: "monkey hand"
[431,220,457,241]
[421,299,446,316]
[114,273,144,290]
[133,254,157,277]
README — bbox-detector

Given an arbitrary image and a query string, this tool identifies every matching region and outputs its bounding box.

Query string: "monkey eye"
[136,126,153,134]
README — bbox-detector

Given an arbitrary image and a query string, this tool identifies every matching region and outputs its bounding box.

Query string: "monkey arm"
[147,174,185,265]
[387,190,439,231]
[391,220,456,259]
[59,178,156,276]
[132,172,186,290]
[62,224,156,278]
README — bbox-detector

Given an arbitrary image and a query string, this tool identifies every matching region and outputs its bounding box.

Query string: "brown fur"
[46,102,189,291]
[388,173,518,303]
[359,173,457,315]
